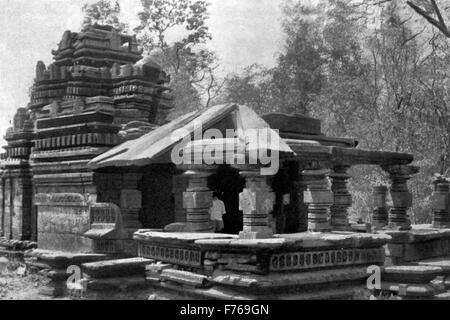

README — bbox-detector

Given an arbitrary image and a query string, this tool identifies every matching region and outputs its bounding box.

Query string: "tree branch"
[406,0,450,37]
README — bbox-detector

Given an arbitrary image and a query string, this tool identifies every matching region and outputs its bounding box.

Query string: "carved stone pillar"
[120,172,142,230]
[183,168,214,232]
[239,170,275,239]
[329,166,352,231]
[303,169,333,232]
[382,165,419,231]
[372,185,388,230]
[431,178,450,229]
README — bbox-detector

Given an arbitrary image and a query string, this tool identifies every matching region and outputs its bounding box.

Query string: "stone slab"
[195,232,391,251]
[26,249,114,269]
[82,257,153,279]
[382,266,443,283]
[433,292,450,300]
[418,257,450,273]
[381,225,450,244]
[379,282,445,298]
[134,230,237,244]
[160,269,211,288]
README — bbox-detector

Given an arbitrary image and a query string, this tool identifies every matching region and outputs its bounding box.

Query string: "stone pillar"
[303,169,333,232]
[329,166,352,231]
[431,178,450,229]
[239,170,275,239]
[11,171,33,240]
[120,172,142,230]
[382,165,419,231]
[372,185,388,230]
[183,168,214,232]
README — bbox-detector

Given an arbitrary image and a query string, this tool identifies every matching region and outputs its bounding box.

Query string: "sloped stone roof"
[88,103,294,169]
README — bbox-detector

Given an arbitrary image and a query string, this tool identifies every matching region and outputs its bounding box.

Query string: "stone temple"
[0,25,449,300]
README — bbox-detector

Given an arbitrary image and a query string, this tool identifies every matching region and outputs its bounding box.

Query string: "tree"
[219,64,274,114]
[134,0,211,53]
[406,0,450,36]
[219,3,326,116]
[221,0,449,223]
[82,0,128,32]
[134,0,222,116]
[363,0,450,37]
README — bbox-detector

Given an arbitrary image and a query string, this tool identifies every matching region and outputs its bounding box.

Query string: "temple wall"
[32,163,97,252]
[0,172,33,240]
[35,193,93,252]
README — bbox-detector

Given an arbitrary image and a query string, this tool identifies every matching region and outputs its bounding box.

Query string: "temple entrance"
[208,165,245,234]
[270,161,303,234]
[207,162,302,235]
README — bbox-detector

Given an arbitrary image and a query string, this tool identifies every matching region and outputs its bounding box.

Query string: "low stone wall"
[133,230,390,299]
[382,225,450,265]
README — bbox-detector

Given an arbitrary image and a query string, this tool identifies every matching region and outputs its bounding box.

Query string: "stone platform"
[133,230,390,299]
[380,224,450,265]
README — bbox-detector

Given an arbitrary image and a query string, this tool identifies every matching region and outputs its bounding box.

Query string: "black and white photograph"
[0,0,449,307]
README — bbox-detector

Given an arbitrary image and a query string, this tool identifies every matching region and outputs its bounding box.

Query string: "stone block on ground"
[382,266,443,283]
[26,249,114,269]
[160,269,211,288]
[378,281,445,298]
[82,257,153,279]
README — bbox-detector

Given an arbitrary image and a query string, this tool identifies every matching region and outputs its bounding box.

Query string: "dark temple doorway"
[270,160,303,234]
[208,165,245,235]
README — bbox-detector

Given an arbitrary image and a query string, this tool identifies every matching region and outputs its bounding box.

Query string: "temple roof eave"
[288,142,414,167]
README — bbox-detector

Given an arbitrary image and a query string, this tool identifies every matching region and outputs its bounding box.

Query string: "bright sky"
[0,0,284,146]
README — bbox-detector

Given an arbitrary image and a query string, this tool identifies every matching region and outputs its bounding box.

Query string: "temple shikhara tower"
[0,24,449,300]
[0,25,173,252]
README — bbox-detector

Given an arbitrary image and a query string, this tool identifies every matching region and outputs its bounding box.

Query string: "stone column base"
[239,227,274,240]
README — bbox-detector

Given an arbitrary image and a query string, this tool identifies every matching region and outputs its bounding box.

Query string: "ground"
[0,256,177,300]
[0,256,58,300]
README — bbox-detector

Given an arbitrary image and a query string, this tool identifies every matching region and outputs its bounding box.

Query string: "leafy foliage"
[82,0,128,32]
[220,0,450,223]
[134,0,222,117]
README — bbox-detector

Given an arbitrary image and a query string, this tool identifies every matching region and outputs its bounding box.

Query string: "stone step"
[81,257,153,279]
